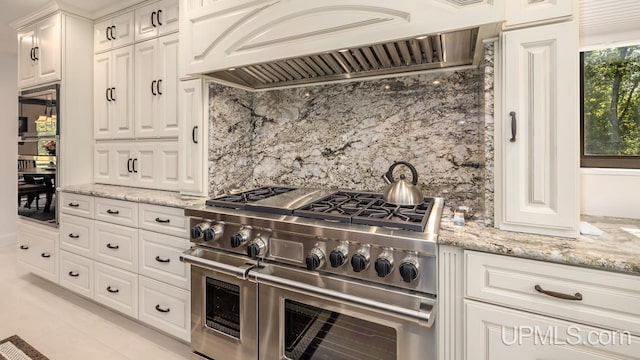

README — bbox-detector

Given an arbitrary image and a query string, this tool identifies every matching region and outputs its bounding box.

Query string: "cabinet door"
[112,143,136,186]
[35,14,61,85]
[155,33,180,138]
[17,26,37,88]
[134,39,159,138]
[179,79,205,195]
[135,143,157,188]
[135,2,160,42]
[465,300,640,360]
[506,0,574,27]
[94,142,113,183]
[111,12,136,49]
[500,22,578,237]
[111,46,135,139]
[94,52,112,139]
[158,0,179,36]
[94,19,113,53]
[154,141,180,191]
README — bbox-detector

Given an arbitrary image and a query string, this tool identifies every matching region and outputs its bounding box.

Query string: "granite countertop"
[58,184,207,209]
[439,212,640,275]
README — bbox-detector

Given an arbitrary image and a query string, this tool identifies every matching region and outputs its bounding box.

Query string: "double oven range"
[181,187,444,360]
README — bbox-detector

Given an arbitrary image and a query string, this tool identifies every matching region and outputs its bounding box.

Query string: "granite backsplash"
[208,43,495,222]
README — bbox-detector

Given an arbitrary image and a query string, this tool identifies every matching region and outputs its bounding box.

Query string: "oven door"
[182,248,258,360]
[252,264,436,360]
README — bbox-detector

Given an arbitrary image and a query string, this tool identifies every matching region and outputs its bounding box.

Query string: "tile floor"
[0,244,192,360]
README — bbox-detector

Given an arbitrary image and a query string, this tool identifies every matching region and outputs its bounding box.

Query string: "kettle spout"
[381,173,392,185]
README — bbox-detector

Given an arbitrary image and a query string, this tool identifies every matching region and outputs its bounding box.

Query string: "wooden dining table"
[18,167,56,212]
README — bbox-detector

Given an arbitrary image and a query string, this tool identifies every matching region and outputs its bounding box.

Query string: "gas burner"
[206,186,296,209]
[294,192,382,223]
[351,199,434,232]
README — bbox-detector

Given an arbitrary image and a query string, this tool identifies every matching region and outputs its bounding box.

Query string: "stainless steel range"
[181,187,444,360]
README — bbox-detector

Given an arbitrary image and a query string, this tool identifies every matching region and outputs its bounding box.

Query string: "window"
[581,45,640,168]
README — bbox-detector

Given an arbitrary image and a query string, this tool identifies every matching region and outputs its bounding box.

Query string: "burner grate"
[294,192,382,223]
[206,187,296,209]
[351,198,435,232]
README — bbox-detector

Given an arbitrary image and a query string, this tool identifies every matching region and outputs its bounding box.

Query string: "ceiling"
[0,0,130,54]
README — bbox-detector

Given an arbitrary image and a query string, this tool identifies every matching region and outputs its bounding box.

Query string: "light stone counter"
[439,213,640,275]
[58,184,207,209]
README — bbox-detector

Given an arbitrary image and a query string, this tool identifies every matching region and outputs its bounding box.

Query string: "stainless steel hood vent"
[206,28,479,90]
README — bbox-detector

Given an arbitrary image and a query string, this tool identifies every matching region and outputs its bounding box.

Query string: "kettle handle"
[385,161,419,185]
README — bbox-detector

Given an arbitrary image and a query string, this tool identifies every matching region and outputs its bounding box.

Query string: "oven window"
[284,300,397,360]
[205,277,240,338]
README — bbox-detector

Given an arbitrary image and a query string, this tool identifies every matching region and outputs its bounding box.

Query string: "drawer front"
[94,221,138,272]
[95,262,138,318]
[59,250,94,299]
[139,230,190,289]
[17,221,58,283]
[138,204,189,238]
[60,193,95,219]
[138,276,190,341]
[465,251,640,336]
[59,214,94,258]
[95,197,138,227]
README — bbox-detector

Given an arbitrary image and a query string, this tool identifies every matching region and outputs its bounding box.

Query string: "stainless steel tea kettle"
[382,161,424,206]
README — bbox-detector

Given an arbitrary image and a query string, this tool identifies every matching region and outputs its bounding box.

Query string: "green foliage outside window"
[583,46,640,157]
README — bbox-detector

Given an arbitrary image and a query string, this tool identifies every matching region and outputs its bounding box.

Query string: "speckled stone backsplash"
[209,51,494,221]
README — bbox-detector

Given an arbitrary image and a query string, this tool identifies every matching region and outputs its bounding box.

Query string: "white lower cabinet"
[17,220,58,283]
[139,230,190,289]
[138,276,190,341]
[59,214,94,258]
[59,250,94,299]
[94,221,139,273]
[95,262,139,318]
[465,300,640,360]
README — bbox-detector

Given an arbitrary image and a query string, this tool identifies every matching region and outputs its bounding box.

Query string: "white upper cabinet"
[94,12,135,54]
[178,79,207,196]
[499,21,579,237]
[17,13,61,88]
[135,0,179,42]
[180,0,506,75]
[134,33,180,138]
[506,0,575,28]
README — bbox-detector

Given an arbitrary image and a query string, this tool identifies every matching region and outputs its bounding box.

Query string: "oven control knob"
[231,228,251,248]
[203,223,224,242]
[247,236,267,259]
[374,258,394,278]
[351,254,369,272]
[305,248,325,271]
[190,222,211,239]
[399,262,419,283]
[329,250,346,268]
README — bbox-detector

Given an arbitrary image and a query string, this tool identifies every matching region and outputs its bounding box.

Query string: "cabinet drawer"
[59,214,94,258]
[94,221,138,272]
[138,276,190,341]
[139,230,190,289]
[139,204,188,238]
[59,250,94,299]
[59,193,94,218]
[95,262,138,318]
[95,197,138,227]
[17,221,58,283]
[466,251,640,336]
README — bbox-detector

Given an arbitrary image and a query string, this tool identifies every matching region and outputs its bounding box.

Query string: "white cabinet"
[178,79,208,196]
[134,33,180,138]
[139,230,190,289]
[138,276,190,341]
[59,214,94,258]
[16,220,59,283]
[465,300,640,360]
[506,0,575,28]
[180,0,506,76]
[94,221,139,272]
[94,46,135,139]
[498,21,579,238]
[95,262,139,318]
[94,12,135,54]
[17,13,61,88]
[94,141,180,191]
[60,250,95,299]
[135,0,179,42]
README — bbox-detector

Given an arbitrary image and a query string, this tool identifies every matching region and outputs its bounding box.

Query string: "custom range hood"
[205,27,488,90]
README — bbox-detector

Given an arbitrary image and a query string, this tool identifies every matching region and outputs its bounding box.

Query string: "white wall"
[0,53,17,245]
[581,168,640,219]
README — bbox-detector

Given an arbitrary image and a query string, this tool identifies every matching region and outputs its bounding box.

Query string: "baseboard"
[0,232,17,246]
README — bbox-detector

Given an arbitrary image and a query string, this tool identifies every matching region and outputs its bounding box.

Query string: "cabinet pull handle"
[127,158,132,173]
[156,9,163,26]
[111,87,116,101]
[133,159,138,173]
[68,271,80,277]
[30,48,35,61]
[151,11,157,27]
[155,256,171,263]
[155,217,170,223]
[111,25,117,40]
[151,80,157,96]
[33,47,39,61]
[107,286,119,294]
[534,285,582,301]
[157,79,162,95]
[509,111,517,143]
[106,26,112,40]
[192,126,198,144]
[106,88,111,102]
[155,304,170,313]
[106,209,120,215]
[41,253,51,258]
[20,245,29,250]
[68,202,80,207]
[106,243,120,250]
[68,233,80,239]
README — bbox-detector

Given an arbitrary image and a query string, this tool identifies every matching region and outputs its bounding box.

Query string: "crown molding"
[10,2,60,29]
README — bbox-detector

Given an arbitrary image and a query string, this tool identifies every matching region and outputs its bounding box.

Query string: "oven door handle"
[254,272,435,328]
[180,248,253,280]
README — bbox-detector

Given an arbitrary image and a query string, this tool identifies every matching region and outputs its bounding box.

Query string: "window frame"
[580,51,640,169]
